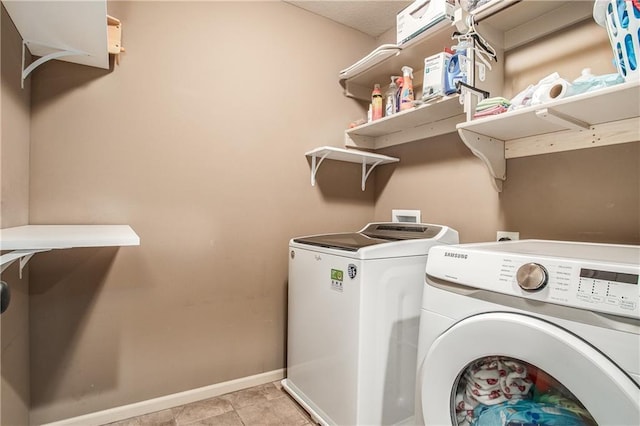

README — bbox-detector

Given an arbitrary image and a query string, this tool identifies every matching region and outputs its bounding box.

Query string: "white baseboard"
[41,369,286,426]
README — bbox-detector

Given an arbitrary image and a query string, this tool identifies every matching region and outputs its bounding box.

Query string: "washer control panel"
[577,267,638,311]
[426,240,640,319]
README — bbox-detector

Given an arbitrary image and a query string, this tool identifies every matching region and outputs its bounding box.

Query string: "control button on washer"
[516,263,548,291]
[620,301,637,310]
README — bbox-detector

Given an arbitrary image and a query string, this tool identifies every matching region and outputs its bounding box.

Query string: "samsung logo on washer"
[444,252,468,259]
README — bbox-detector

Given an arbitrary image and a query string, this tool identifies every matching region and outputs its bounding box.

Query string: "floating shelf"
[0,225,140,277]
[305,146,399,191]
[472,0,594,51]
[345,95,465,149]
[2,0,122,87]
[339,20,455,101]
[457,81,640,192]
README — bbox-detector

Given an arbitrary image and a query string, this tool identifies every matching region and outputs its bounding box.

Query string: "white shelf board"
[2,0,110,69]
[457,81,640,141]
[0,225,140,251]
[472,0,594,50]
[345,95,464,149]
[457,81,640,193]
[339,20,455,101]
[305,146,398,165]
[305,146,399,191]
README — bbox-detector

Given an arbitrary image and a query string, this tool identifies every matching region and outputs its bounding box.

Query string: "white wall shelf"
[339,20,455,101]
[345,95,465,150]
[337,13,466,154]
[336,0,639,193]
[1,0,121,87]
[458,78,640,192]
[306,146,399,191]
[0,225,140,277]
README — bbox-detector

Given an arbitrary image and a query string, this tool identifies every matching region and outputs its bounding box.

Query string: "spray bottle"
[395,76,403,113]
[399,66,414,111]
[385,77,398,117]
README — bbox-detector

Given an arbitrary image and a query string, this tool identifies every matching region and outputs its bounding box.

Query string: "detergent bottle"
[399,66,414,111]
[444,50,467,95]
[385,77,398,117]
[371,84,383,120]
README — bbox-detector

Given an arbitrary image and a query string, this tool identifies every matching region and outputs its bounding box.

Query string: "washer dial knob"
[516,263,548,291]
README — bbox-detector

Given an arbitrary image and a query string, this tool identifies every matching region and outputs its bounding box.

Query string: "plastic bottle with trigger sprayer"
[395,76,403,113]
[399,66,414,111]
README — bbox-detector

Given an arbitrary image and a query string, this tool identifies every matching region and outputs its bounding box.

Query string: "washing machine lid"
[293,223,443,252]
[418,312,640,426]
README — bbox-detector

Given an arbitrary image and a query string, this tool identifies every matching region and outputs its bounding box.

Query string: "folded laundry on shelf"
[473,97,511,118]
[476,97,511,111]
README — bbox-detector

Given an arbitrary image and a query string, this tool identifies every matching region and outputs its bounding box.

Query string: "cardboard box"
[397,0,454,45]
[422,52,451,98]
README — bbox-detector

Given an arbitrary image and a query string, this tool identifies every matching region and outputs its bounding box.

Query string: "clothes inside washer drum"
[454,356,597,426]
[472,400,588,426]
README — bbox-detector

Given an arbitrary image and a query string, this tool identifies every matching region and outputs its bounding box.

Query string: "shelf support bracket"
[362,159,383,191]
[309,151,331,187]
[458,128,506,192]
[1,249,51,279]
[21,40,87,88]
[535,108,590,131]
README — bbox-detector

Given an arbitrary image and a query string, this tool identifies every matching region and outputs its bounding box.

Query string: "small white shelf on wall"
[305,146,399,191]
[0,225,140,277]
[1,0,124,87]
[345,95,465,150]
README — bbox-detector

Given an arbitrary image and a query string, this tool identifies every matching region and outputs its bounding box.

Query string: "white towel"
[464,357,533,406]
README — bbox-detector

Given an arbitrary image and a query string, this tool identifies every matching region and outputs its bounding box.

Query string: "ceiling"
[286,1,412,38]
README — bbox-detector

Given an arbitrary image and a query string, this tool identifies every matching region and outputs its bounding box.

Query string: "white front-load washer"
[282,222,459,426]
[416,240,640,426]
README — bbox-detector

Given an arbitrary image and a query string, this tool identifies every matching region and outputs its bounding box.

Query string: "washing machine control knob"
[516,263,548,291]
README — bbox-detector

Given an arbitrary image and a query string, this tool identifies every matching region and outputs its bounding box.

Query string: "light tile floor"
[104,381,315,426]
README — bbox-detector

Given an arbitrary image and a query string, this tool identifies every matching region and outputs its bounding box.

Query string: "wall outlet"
[392,209,421,223]
[497,231,519,242]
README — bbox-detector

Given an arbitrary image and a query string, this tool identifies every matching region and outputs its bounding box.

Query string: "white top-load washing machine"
[282,222,458,426]
[417,240,639,426]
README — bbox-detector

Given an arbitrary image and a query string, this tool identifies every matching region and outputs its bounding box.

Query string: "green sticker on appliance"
[331,269,344,292]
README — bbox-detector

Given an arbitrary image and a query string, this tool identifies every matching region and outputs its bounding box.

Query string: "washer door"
[419,312,640,426]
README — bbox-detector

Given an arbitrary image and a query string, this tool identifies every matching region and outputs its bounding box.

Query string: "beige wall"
[374,19,639,244]
[1,5,31,426]
[27,1,375,423]
[4,3,639,424]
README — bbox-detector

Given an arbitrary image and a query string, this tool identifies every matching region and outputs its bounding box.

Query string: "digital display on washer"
[580,268,638,285]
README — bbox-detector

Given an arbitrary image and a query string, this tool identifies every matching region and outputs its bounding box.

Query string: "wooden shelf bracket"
[458,128,506,192]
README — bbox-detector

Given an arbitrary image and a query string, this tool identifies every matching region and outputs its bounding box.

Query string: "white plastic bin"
[594,0,640,81]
